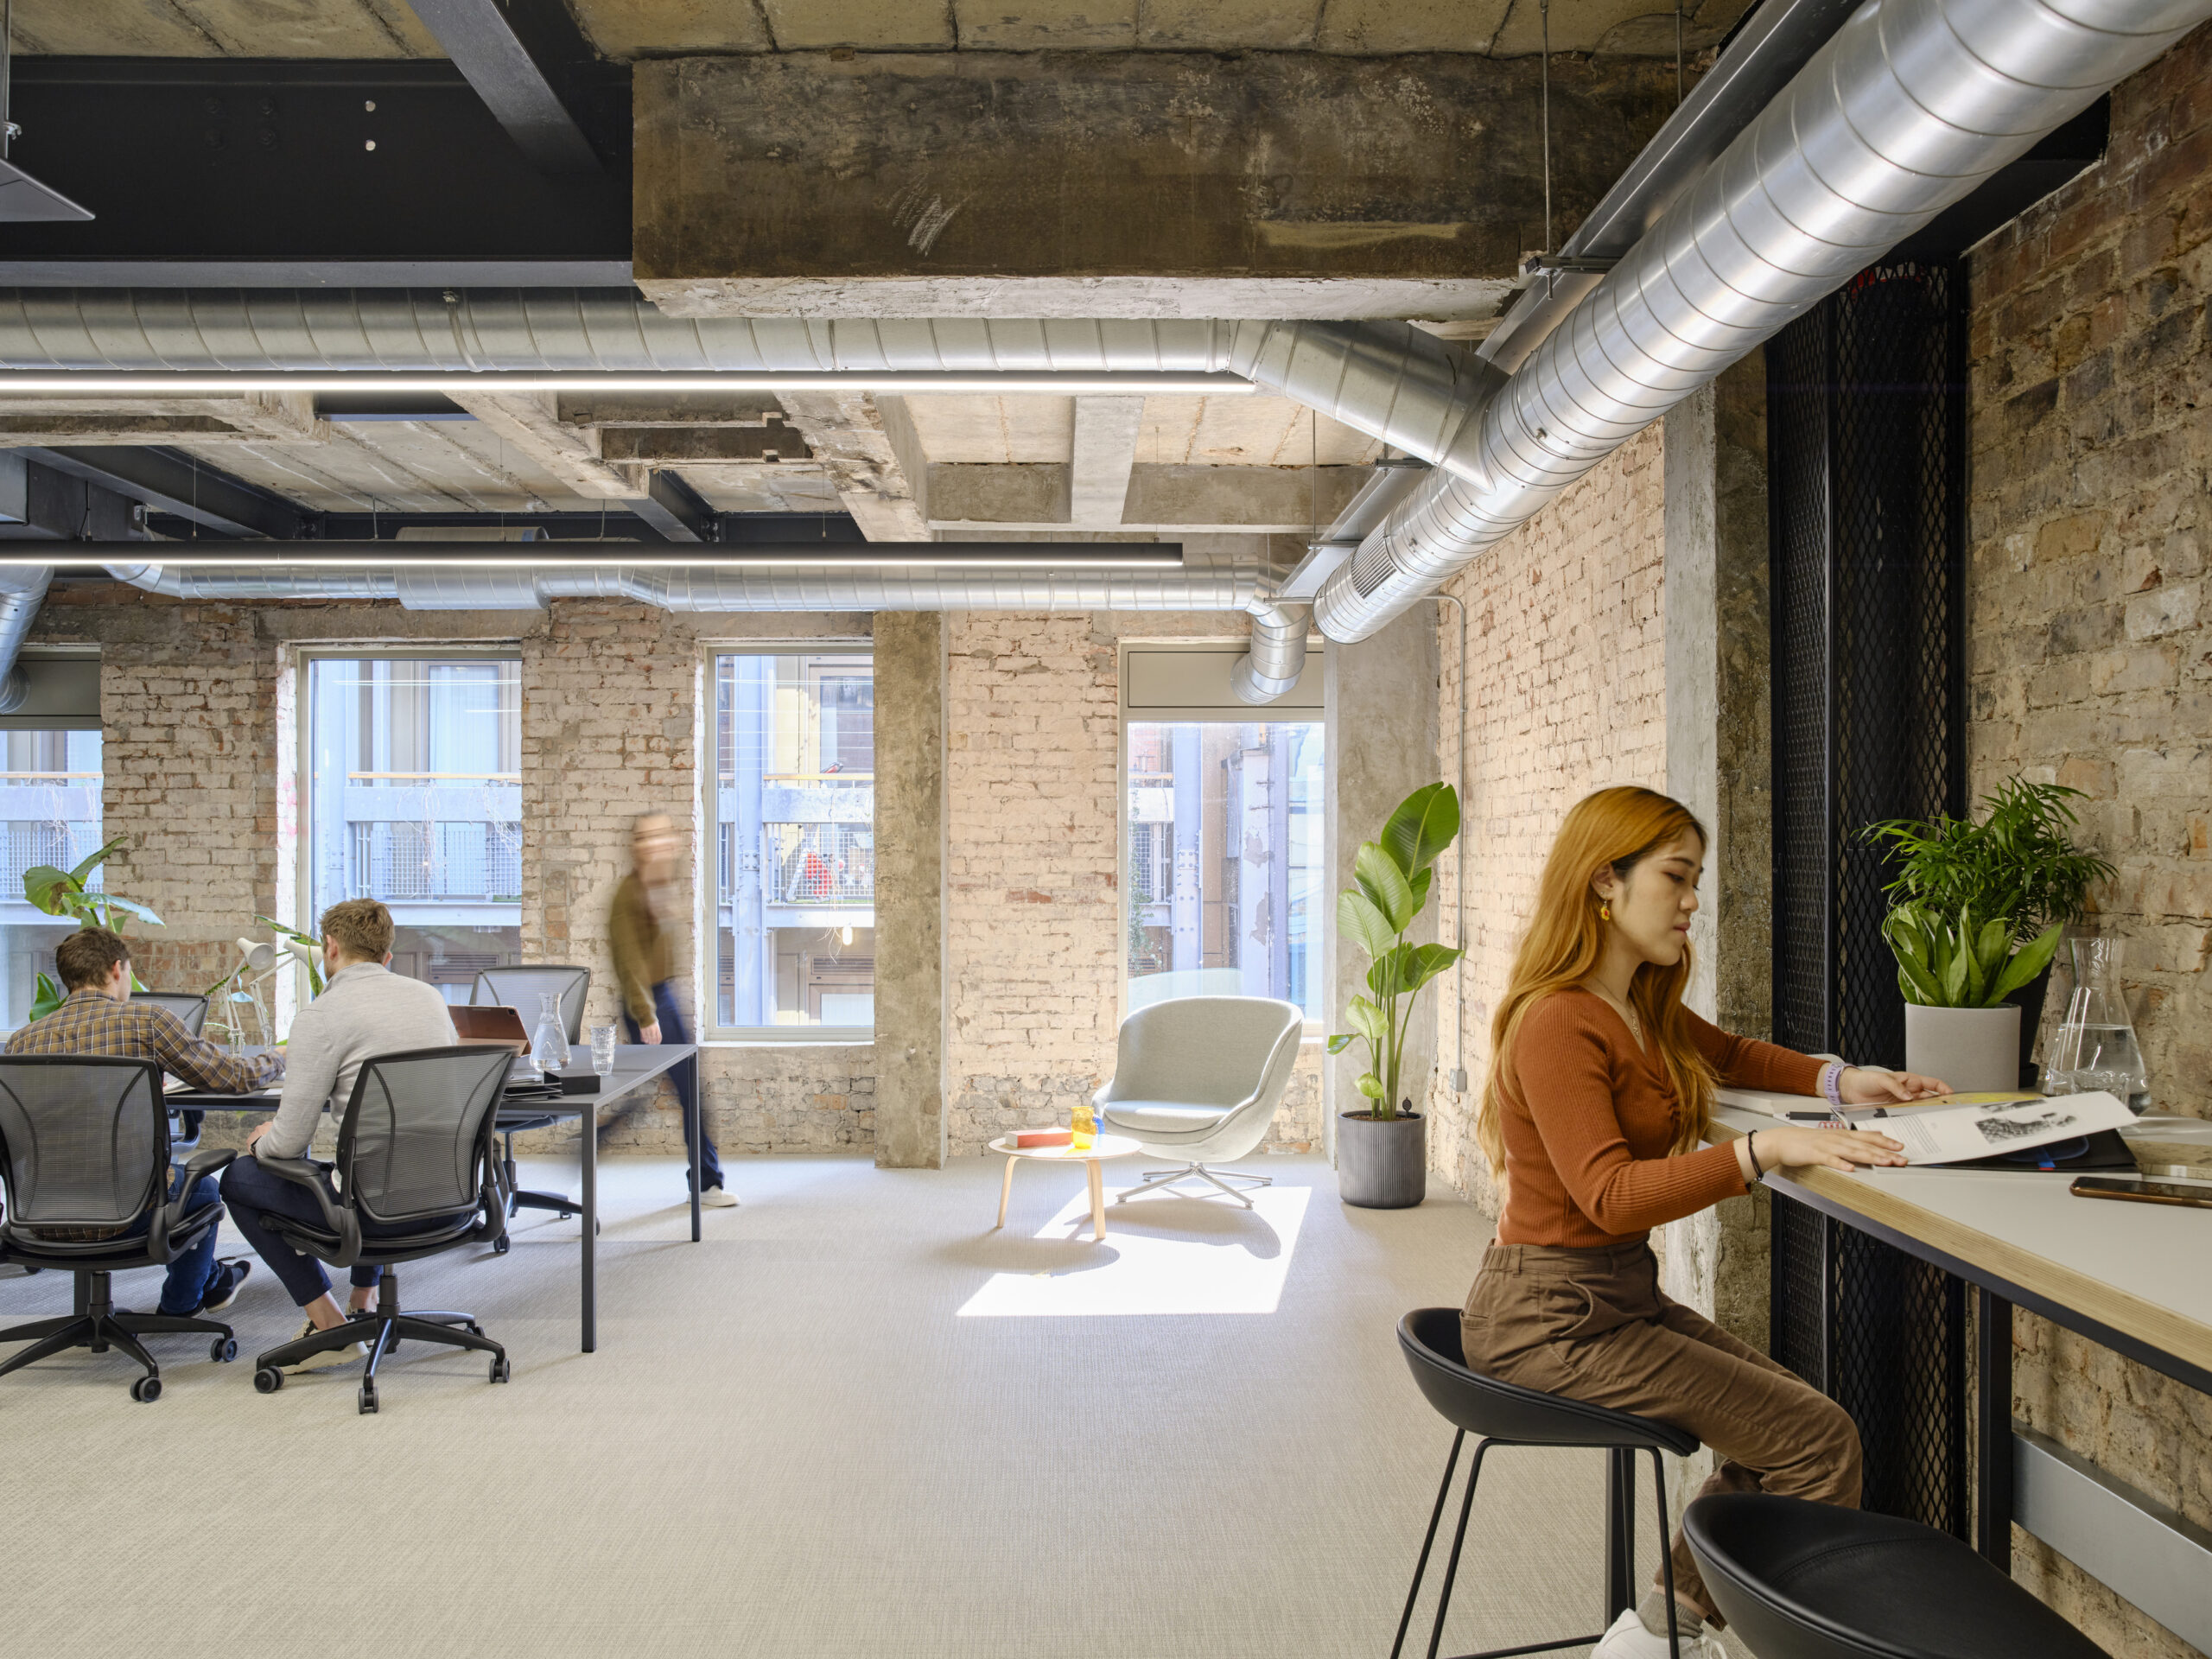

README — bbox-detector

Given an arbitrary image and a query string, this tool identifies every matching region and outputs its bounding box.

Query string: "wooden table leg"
[1088,1160,1106,1242]
[996,1155,1016,1229]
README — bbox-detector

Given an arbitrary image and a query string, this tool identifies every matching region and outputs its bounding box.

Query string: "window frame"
[702,640,877,1046]
[292,645,525,995]
[1116,642,1327,1033]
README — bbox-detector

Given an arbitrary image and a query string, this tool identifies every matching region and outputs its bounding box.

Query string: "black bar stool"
[1395,1307,1701,1659]
[1684,1493,2110,1658]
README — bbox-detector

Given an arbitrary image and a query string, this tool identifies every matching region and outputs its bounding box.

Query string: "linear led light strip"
[0,371,1258,396]
[4,547,1188,570]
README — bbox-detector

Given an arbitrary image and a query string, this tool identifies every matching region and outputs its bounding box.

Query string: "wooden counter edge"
[1709,1119,2212,1380]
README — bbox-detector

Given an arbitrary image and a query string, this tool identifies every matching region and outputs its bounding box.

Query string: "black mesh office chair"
[0,1056,241,1401]
[247,1044,516,1414]
[471,965,591,1237]
[132,991,213,1148]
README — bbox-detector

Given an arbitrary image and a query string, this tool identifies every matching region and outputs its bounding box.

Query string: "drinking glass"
[589,1024,619,1077]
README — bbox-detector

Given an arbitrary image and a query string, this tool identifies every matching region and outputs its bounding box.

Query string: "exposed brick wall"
[943,610,1324,1156]
[1425,424,1671,1205]
[1966,25,2212,1653]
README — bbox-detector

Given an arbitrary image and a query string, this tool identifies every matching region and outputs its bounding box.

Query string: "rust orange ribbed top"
[1494,988,1824,1248]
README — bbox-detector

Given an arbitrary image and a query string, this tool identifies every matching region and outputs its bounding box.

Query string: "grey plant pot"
[1338,1110,1427,1209]
[1904,1003,2021,1094]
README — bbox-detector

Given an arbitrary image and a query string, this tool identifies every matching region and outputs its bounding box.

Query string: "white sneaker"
[1591,1607,1723,1659]
[700,1186,740,1209]
[283,1319,368,1375]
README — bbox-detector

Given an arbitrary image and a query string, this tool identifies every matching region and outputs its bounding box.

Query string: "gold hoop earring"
[1599,901,1612,922]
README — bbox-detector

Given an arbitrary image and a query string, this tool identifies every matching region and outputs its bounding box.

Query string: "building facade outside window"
[1120,645,1325,1024]
[709,649,874,1038]
[0,728,104,1028]
[302,655,522,1002]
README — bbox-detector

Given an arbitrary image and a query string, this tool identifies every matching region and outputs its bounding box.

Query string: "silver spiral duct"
[1308,0,2212,644]
[0,564,51,713]
[100,557,1263,614]
[1230,601,1315,704]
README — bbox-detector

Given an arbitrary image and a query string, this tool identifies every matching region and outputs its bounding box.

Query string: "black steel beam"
[0,60,627,287]
[402,0,610,176]
[316,509,672,543]
[30,447,314,540]
[633,470,716,544]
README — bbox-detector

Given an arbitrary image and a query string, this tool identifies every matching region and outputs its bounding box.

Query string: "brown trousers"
[1460,1240,1862,1618]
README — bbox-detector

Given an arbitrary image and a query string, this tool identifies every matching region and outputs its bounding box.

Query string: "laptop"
[451,1004,531,1055]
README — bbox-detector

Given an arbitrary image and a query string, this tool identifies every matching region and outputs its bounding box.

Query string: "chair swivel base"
[252,1267,508,1414]
[0,1270,237,1401]
[1114,1161,1272,1209]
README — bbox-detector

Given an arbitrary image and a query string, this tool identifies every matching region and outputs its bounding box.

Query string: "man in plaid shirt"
[4,927,282,1316]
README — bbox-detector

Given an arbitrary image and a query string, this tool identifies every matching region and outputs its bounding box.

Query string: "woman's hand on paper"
[1839,1066,1949,1104]
[1753,1124,1910,1173]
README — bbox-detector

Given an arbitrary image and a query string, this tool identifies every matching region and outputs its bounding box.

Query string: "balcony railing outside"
[346,822,522,904]
[766,822,873,906]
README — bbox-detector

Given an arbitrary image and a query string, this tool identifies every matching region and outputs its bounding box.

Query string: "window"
[709,650,874,1038]
[302,655,522,1003]
[1121,646,1325,1022]
[0,728,103,1028]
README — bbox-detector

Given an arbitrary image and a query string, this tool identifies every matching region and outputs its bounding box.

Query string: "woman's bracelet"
[1745,1130,1765,1183]
[1820,1061,1848,1106]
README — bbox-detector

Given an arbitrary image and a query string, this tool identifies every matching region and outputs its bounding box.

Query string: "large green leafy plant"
[1865,780,2113,1010]
[22,836,164,1020]
[1328,783,1463,1121]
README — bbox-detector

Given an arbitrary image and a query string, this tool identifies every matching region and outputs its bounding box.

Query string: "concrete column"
[1325,606,1441,1151]
[872,611,946,1169]
[1661,353,1773,1503]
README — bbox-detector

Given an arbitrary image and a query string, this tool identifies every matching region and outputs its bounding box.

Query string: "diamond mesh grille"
[1766,263,1968,1541]
[1768,263,1963,1062]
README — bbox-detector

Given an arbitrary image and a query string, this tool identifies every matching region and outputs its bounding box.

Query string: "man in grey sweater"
[218,899,459,1372]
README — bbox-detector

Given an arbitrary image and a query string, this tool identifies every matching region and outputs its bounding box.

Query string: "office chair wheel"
[253,1365,284,1394]
[129,1375,162,1403]
[493,1235,511,1255]
[210,1335,238,1363]
[489,1356,511,1384]
[358,1382,378,1414]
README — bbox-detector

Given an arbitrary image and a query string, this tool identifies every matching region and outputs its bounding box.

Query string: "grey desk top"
[167,1043,696,1113]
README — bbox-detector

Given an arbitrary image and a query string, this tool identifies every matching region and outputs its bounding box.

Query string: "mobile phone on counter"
[2069,1175,2212,1211]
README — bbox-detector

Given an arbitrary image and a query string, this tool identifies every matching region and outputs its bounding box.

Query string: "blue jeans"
[622,982,722,1191]
[219,1155,403,1307]
[135,1169,222,1317]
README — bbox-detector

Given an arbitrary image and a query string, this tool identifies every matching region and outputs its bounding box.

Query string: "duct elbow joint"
[1232,601,1313,705]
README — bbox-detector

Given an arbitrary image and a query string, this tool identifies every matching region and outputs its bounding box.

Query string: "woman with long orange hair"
[1465,786,1948,1659]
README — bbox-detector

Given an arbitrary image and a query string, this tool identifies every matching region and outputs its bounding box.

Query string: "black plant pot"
[1338,1109,1427,1209]
[2003,963,2053,1090]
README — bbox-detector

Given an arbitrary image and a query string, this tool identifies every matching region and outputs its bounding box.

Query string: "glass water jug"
[2047,937,2150,1114]
[530,991,572,1079]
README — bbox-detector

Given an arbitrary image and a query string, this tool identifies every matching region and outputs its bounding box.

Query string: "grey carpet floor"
[0,1154,1669,1658]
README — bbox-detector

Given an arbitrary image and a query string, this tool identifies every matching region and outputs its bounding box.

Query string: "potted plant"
[21,836,164,1021]
[1866,780,2114,1089]
[1329,782,1462,1208]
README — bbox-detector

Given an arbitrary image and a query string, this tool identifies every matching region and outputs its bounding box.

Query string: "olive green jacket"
[608,873,675,1024]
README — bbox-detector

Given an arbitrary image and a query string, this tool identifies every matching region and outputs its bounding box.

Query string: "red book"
[1014,1129,1074,1147]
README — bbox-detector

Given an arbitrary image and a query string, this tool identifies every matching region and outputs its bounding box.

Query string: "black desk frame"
[169,1043,702,1356]
[1767,1168,2212,1573]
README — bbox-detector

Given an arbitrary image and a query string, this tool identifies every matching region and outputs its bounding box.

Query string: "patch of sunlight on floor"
[957,1185,1312,1317]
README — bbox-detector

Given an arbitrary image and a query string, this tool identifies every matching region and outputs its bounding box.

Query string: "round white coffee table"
[988,1132,1141,1242]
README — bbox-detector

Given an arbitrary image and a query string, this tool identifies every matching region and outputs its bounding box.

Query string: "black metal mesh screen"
[1770,1192,1970,1536]
[1768,262,1965,1064]
[1767,262,1969,1540]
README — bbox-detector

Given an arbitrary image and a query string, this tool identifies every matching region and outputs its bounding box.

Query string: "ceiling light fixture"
[0,370,1256,397]
[7,543,1189,571]
[0,0,93,224]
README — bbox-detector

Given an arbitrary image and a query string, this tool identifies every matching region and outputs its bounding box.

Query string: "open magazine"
[1718,1085,2137,1165]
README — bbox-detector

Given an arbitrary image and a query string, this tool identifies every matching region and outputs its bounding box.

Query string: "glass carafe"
[2047,937,2150,1114]
[530,991,572,1079]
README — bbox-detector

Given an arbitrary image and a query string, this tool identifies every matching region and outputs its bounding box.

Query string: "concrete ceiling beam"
[1069,397,1145,530]
[919,461,1368,531]
[634,51,1684,320]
